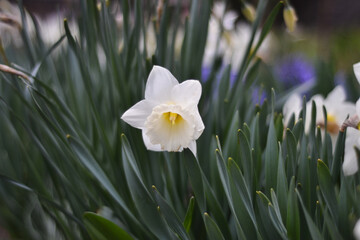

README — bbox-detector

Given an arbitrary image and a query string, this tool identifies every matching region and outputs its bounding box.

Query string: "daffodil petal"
[145,65,179,103]
[353,62,360,85]
[121,100,155,129]
[142,130,162,151]
[283,93,301,126]
[188,140,197,157]
[343,127,360,176]
[354,219,360,240]
[326,85,346,104]
[144,104,195,152]
[192,108,205,139]
[356,98,360,116]
[171,80,202,107]
[333,102,356,125]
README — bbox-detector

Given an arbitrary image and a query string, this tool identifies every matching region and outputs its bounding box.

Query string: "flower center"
[144,104,195,152]
[164,112,182,125]
[320,114,339,134]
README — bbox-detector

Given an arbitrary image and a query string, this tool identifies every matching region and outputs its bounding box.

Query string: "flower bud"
[283,6,298,32]
[241,3,256,22]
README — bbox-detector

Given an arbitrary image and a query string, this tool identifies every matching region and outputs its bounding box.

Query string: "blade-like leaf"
[83,212,134,240]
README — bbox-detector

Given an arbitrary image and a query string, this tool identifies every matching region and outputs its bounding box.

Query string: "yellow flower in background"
[241,3,256,23]
[283,5,298,32]
[121,66,205,156]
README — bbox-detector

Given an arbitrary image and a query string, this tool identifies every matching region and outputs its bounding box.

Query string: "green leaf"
[203,177,234,240]
[214,140,242,239]
[317,160,338,222]
[286,177,300,240]
[331,130,345,181]
[228,159,260,239]
[256,191,281,239]
[121,134,172,239]
[285,129,297,180]
[276,143,288,221]
[83,212,134,240]
[183,196,195,232]
[238,129,253,192]
[268,189,287,240]
[204,213,225,240]
[152,186,190,240]
[295,189,323,240]
[68,135,141,227]
[183,150,206,213]
[250,113,262,183]
[291,118,304,142]
[265,112,279,192]
[223,111,240,158]
[248,1,284,63]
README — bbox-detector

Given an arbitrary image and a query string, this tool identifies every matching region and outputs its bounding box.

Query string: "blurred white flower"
[343,125,360,176]
[37,14,78,46]
[211,2,237,31]
[311,86,355,137]
[0,0,34,47]
[139,23,157,57]
[354,62,360,84]
[121,66,204,156]
[283,92,302,127]
[355,219,360,240]
[342,63,360,176]
[203,3,273,71]
[283,86,355,145]
[203,2,236,68]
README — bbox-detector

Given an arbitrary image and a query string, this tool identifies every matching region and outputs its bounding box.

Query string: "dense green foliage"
[0,0,359,239]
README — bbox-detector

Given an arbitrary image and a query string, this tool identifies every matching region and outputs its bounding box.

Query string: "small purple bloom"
[252,87,266,105]
[230,71,237,87]
[275,54,315,88]
[201,66,211,83]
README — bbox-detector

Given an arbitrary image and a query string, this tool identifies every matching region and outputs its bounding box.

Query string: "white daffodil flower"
[343,126,360,175]
[342,97,360,176]
[342,63,360,176]
[283,92,302,127]
[311,86,355,137]
[283,86,355,147]
[121,66,205,156]
[354,219,360,240]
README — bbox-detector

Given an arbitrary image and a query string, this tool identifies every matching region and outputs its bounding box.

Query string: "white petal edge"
[343,128,360,176]
[356,98,360,116]
[333,102,356,126]
[283,93,301,127]
[325,85,346,105]
[354,62,360,85]
[192,108,205,139]
[188,140,197,157]
[142,130,162,151]
[171,80,202,107]
[121,100,155,129]
[145,65,179,103]
[354,219,360,240]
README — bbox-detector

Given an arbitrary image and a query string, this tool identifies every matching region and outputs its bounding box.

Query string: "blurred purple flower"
[252,87,267,105]
[275,54,315,88]
[230,71,237,87]
[201,66,211,82]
